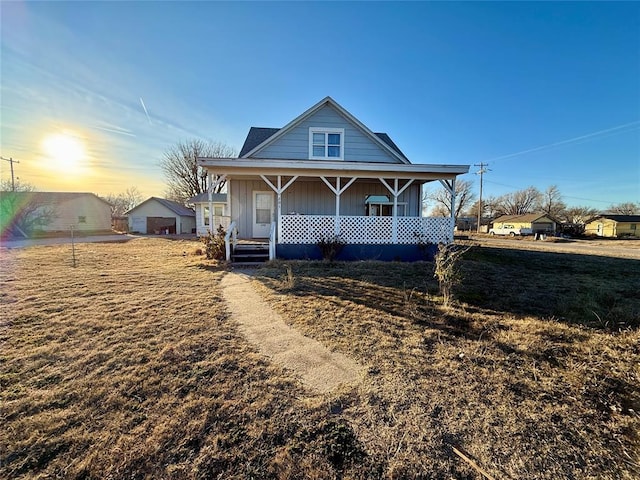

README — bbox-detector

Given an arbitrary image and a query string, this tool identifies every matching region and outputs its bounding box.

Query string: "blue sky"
[1,1,638,209]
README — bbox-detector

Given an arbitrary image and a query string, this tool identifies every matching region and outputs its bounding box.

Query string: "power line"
[0,156,20,191]
[474,162,491,232]
[482,120,640,164]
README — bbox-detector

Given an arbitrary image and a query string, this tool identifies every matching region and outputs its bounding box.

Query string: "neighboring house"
[187,193,230,236]
[126,197,195,234]
[1,191,111,237]
[491,214,559,235]
[584,215,640,238]
[198,96,470,261]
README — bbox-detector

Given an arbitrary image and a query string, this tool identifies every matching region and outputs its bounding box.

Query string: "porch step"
[232,243,269,264]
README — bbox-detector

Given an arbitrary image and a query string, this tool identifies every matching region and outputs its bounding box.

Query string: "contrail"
[484,120,640,164]
[92,124,136,137]
[140,97,151,125]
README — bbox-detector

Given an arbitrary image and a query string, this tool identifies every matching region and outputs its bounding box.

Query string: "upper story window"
[309,127,344,160]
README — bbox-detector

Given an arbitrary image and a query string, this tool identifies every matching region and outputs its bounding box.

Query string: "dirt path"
[220,270,363,394]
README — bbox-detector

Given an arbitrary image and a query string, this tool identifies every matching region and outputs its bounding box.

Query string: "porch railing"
[279,215,453,244]
[224,221,238,261]
[268,221,276,260]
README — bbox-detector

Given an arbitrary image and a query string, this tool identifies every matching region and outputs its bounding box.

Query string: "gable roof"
[187,193,227,204]
[588,214,640,223]
[493,213,558,224]
[0,191,111,207]
[126,197,195,217]
[239,96,410,164]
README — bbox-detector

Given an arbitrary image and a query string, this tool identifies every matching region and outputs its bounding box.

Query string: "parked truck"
[488,224,533,236]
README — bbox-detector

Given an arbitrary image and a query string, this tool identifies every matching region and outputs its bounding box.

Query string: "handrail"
[268,221,276,260]
[224,221,237,261]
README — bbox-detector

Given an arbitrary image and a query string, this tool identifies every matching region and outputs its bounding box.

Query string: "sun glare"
[42,131,87,172]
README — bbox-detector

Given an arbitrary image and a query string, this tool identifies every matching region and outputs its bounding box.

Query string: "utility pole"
[1,156,20,191]
[474,163,490,233]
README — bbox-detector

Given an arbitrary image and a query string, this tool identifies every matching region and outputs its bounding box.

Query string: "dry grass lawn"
[1,238,639,479]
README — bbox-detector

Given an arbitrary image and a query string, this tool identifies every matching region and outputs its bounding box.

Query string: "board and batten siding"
[230,179,274,239]
[281,180,420,216]
[230,178,421,239]
[254,105,402,164]
[43,197,111,232]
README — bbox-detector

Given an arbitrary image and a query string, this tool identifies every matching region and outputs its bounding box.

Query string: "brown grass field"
[1,237,638,479]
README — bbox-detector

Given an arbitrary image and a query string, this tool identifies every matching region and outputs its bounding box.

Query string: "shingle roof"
[373,133,409,162]
[591,215,640,223]
[127,197,195,217]
[0,191,111,206]
[239,127,281,157]
[187,193,227,203]
[238,127,409,162]
[493,214,557,223]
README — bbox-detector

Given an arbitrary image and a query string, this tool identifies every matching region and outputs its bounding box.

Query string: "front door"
[253,191,274,238]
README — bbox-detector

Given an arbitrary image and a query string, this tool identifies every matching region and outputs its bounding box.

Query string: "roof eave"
[198,157,469,179]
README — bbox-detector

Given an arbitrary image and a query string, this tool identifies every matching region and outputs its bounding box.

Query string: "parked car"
[488,224,533,236]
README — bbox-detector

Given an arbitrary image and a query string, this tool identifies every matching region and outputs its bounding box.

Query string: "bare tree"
[607,202,639,215]
[103,187,143,217]
[160,139,237,204]
[427,179,476,220]
[0,180,56,238]
[494,186,542,215]
[563,206,599,224]
[540,185,567,218]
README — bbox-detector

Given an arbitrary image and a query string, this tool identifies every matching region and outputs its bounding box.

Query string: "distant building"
[1,191,111,237]
[126,197,196,235]
[584,215,640,238]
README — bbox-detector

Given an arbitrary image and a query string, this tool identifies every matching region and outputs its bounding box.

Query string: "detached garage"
[126,197,196,234]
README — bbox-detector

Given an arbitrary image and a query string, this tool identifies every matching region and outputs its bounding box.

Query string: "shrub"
[317,235,345,261]
[201,225,226,260]
[433,242,471,308]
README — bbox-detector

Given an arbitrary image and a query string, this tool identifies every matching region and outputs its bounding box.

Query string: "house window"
[309,128,344,160]
[631,224,636,230]
[204,205,224,226]
[365,195,406,216]
[78,216,86,224]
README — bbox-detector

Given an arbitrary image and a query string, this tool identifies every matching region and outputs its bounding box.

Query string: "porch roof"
[198,157,469,181]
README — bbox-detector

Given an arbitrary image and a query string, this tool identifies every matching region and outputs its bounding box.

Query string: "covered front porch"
[198,158,469,261]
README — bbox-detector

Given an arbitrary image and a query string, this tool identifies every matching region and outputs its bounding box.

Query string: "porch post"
[259,175,298,244]
[277,176,282,244]
[450,176,456,225]
[438,178,456,243]
[207,173,214,233]
[335,177,341,236]
[320,176,357,239]
[380,178,414,244]
[393,178,398,243]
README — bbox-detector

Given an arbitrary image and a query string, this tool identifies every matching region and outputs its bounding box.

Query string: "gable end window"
[309,128,344,160]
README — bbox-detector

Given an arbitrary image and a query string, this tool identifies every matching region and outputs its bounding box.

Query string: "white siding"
[42,196,111,232]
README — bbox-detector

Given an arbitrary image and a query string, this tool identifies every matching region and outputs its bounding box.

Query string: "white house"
[1,191,112,237]
[126,197,195,235]
[198,97,470,261]
[187,193,229,236]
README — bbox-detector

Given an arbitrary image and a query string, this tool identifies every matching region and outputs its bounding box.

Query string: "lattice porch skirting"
[279,215,453,244]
